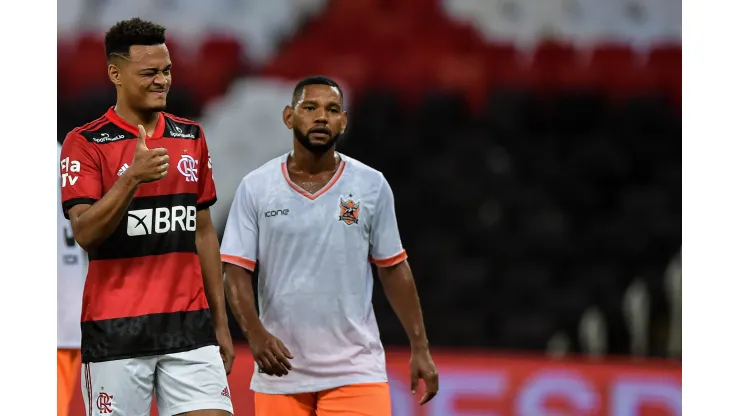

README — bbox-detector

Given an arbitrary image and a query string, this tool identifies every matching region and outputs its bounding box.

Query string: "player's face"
[286,85,347,153]
[116,44,172,112]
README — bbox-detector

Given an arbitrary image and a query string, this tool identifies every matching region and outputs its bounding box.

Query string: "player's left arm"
[371,175,439,405]
[195,128,234,374]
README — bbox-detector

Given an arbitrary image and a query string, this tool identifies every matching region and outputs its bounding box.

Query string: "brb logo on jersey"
[339,197,360,225]
[177,154,199,182]
[127,206,197,236]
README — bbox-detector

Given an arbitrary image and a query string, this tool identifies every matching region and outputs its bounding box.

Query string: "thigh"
[58,349,81,416]
[155,345,234,416]
[254,391,317,416]
[317,383,392,416]
[80,356,156,416]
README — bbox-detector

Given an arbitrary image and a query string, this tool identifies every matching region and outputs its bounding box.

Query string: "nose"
[153,71,168,86]
[314,108,328,123]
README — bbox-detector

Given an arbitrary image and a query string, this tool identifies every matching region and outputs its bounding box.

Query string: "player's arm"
[195,208,234,374]
[377,261,429,351]
[371,174,439,405]
[195,128,235,374]
[222,178,293,376]
[63,126,168,251]
[222,264,261,343]
[195,208,227,331]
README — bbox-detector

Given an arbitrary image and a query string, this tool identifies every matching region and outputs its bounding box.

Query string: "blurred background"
[59,0,681,414]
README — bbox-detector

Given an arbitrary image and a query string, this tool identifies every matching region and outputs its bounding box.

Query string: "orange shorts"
[254,382,391,416]
[57,349,81,416]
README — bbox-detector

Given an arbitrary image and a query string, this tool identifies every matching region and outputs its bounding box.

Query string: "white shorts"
[81,345,234,416]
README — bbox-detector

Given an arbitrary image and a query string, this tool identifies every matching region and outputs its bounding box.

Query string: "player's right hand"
[249,328,293,377]
[129,124,169,183]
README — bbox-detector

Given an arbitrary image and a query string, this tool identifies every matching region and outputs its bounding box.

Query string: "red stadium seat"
[554,61,600,91]
[484,42,519,67]
[314,54,372,96]
[373,48,433,106]
[647,44,681,105]
[188,36,246,104]
[589,43,635,70]
[58,40,75,97]
[489,58,543,91]
[532,40,578,69]
[588,43,637,93]
[602,65,663,101]
[431,53,490,111]
[63,34,110,96]
[647,44,682,72]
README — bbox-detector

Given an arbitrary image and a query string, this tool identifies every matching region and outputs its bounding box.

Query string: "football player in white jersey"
[57,141,87,416]
[221,76,438,415]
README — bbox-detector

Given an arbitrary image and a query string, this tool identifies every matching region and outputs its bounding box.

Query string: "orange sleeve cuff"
[371,250,408,268]
[221,254,256,271]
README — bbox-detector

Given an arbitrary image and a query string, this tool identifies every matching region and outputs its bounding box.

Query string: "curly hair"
[104,18,166,61]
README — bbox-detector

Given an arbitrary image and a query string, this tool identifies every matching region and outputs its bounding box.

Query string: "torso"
[247,152,389,394]
[66,108,217,363]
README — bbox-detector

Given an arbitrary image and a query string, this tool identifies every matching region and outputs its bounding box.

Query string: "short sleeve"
[196,127,217,210]
[220,177,258,271]
[60,132,102,219]
[369,174,407,267]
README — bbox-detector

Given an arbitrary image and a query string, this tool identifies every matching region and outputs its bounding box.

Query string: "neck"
[290,141,337,175]
[114,102,159,131]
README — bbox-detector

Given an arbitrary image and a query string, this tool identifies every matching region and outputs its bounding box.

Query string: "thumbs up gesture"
[128,125,169,184]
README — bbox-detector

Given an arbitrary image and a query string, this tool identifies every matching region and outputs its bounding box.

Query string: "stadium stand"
[58,0,681,357]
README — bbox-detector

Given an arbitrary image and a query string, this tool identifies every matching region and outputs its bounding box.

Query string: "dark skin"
[282,84,347,188]
[377,260,438,405]
[224,84,439,405]
[68,44,232,416]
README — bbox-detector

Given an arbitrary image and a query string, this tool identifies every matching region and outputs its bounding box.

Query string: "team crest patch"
[339,197,360,225]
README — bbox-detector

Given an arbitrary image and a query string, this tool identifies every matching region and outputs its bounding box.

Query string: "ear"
[108,63,123,87]
[283,105,294,129]
[340,111,348,134]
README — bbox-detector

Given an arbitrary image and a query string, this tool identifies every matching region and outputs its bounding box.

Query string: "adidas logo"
[221,386,230,399]
[117,163,130,177]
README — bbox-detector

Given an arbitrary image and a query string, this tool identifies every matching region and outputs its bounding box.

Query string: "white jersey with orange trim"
[57,142,87,349]
[221,152,407,394]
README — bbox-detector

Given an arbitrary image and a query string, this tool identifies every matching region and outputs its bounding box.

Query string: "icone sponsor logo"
[265,209,289,218]
[126,206,196,236]
[60,157,80,187]
[170,125,196,139]
[92,132,126,143]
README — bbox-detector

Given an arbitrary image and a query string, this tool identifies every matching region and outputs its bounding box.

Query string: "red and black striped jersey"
[60,107,218,363]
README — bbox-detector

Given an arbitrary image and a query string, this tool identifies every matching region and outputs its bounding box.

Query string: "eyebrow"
[139,64,172,73]
[301,100,341,108]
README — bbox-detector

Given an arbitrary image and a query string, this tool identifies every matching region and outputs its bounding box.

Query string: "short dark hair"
[104,18,166,61]
[292,76,344,107]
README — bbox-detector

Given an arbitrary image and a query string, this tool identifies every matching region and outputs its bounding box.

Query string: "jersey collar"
[105,107,165,140]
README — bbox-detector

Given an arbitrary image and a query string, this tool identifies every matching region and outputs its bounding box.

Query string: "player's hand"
[410,348,439,405]
[249,328,293,377]
[128,124,169,184]
[216,327,235,375]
